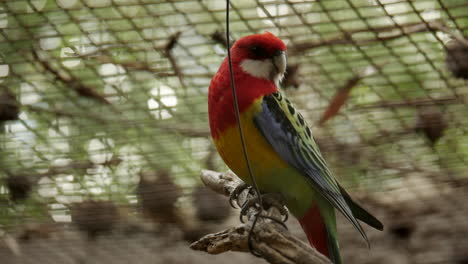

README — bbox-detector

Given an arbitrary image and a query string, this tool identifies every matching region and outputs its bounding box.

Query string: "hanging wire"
[225,0,264,256]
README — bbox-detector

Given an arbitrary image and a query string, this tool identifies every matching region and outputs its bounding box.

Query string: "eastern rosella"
[208,32,383,263]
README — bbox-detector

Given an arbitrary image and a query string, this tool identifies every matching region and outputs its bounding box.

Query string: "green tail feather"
[326,228,342,264]
[319,201,342,264]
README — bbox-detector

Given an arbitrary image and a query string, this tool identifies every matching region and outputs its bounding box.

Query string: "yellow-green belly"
[213,99,316,216]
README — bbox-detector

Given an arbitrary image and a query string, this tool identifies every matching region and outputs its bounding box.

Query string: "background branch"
[353,96,460,110]
[32,50,111,105]
[289,20,446,54]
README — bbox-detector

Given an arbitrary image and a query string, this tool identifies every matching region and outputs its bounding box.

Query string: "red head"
[229,32,287,85]
[231,32,287,62]
[208,32,287,138]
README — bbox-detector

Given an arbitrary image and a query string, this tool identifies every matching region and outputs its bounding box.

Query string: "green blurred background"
[0,0,467,263]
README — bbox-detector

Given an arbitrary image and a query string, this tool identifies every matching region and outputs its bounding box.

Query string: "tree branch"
[190,170,332,264]
[25,105,210,138]
[164,32,187,88]
[32,50,111,105]
[353,96,460,110]
[289,20,448,54]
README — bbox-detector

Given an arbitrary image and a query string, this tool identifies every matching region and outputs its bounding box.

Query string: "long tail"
[298,204,341,264]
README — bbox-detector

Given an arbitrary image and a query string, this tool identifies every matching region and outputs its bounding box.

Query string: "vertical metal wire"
[225,0,263,255]
[225,1,262,205]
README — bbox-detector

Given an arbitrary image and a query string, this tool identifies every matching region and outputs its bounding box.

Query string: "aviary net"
[0,1,467,263]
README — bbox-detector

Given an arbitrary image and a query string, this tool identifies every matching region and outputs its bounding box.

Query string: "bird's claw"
[239,193,289,229]
[229,183,253,208]
[238,192,289,257]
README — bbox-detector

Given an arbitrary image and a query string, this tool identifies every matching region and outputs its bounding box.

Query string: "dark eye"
[249,45,267,58]
[250,45,260,52]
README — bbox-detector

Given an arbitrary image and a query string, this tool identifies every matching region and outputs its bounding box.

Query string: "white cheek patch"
[240,59,284,87]
[240,59,273,80]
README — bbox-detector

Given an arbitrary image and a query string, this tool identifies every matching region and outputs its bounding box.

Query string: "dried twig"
[25,105,210,137]
[211,30,235,49]
[446,40,468,79]
[289,20,448,54]
[3,159,122,184]
[164,32,186,87]
[25,105,106,120]
[353,96,460,110]
[94,55,169,74]
[75,52,213,78]
[428,21,468,47]
[74,46,199,78]
[0,89,20,122]
[415,107,448,145]
[190,170,332,264]
[318,76,361,126]
[32,50,111,105]
[317,64,383,126]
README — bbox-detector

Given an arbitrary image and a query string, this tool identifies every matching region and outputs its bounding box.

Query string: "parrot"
[208,32,383,263]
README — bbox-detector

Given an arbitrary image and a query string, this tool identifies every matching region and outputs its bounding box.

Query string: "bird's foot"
[238,192,289,257]
[229,182,254,209]
[239,193,289,229]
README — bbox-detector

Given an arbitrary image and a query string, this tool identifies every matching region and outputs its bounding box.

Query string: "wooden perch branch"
[190,170,332,264]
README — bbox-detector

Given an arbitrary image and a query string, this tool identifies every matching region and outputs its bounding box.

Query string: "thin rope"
[225,0,263,255]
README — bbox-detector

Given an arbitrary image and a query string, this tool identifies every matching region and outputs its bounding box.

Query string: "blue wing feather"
[254,92,370,244]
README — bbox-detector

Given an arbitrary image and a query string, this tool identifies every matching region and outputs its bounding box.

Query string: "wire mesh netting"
[0,0,467,263]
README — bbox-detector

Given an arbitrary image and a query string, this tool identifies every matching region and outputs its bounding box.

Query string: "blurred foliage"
[0,0,467,235]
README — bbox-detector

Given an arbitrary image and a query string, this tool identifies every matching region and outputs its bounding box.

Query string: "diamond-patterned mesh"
[0,1,467,263]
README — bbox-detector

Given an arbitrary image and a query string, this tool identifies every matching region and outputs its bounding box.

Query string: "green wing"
[254,92,383,243]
